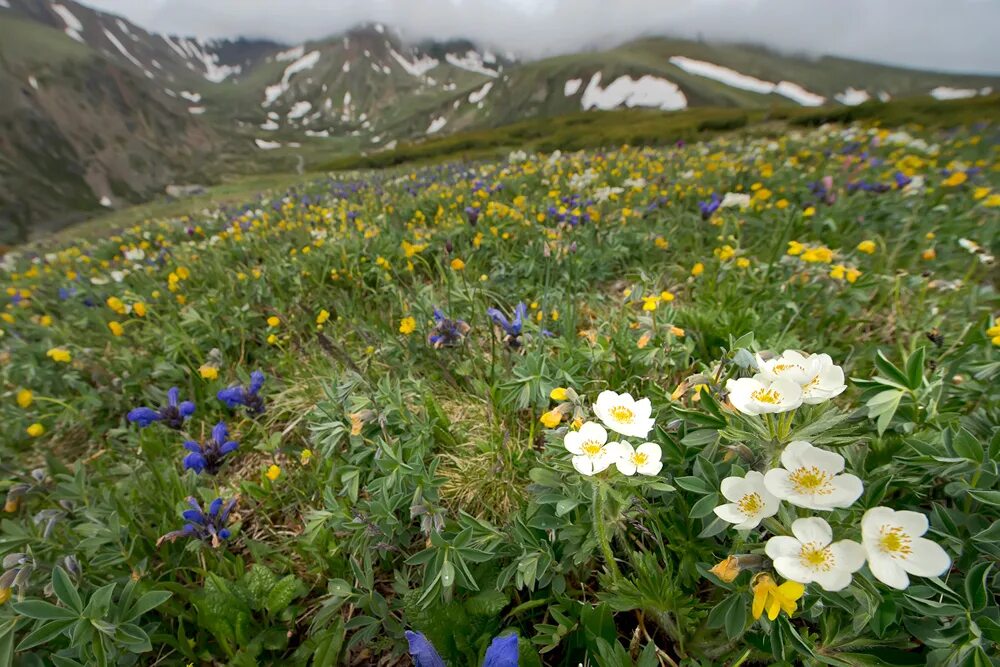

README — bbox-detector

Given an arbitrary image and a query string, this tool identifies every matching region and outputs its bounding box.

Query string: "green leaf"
[904,347,925,390]
[874,351,911,388]
[115,623,152,653]
[123,590,171,622]
[689,492,719,519]
[83,583,116,619]
[440,561,455,588]
[866,389,903,435]
[674,476,712,494]
[15,619,75,651]
[327,579,352,597]
[555,499,580,516]
[964,561,992,612]
[12,600,78,621]
[51,567,83,614]
[967,489,1000,507]
[265,575,306,615]
[951,428,984,464]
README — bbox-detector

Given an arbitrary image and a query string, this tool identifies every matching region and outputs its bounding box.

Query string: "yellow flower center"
[631,452,648,465]
[582,441,603,457]
[737,492,763,516]
[799,542,834,571]
[772,363,803,374]
[788,466,833,495]
[878,525,912,557]
[610,405,635,423]
[750,388,782,404]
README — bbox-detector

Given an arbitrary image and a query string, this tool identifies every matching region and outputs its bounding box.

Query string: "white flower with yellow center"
[725,377,803,415]
[593,390,655,438]
[861,507,951,590]
[613,442,663,476]
[765,517,865,591]
[563,421,620,476]
[763,441,863,510]
[755,350,846,404]
[713,471,780,530]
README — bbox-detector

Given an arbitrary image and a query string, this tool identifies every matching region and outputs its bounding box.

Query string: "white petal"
[720,477,752,502]
[572,455,595,476]
[804,445,846,475]
[615,458,637,476]
[861,507,896,537]
[578,421,608,444]
[564,431,586,455]
[791,517,833,546]
[830,540,867,573]
[763,468,792,499]
[765,535,802,560]
[892,510,930,537]
[772,557,815,584]
[822,474,864,508]
[636,460,663,476]
[632,397,652,420]
[779,440,814,470]
[813,568,853,592]
[868,553,910,589]
[714,503,750,525]
[902,538,950,577]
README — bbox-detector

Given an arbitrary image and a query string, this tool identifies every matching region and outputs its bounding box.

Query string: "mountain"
[1,0,998,243]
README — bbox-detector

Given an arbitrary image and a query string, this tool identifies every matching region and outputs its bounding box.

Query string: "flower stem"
[592,482,622,580]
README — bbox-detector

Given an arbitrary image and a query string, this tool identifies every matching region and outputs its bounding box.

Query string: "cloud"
[80,0,1000,74]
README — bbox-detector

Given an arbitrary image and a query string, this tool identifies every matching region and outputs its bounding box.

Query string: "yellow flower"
[801,246,833,264]
[198,364,219,380]
[857,240,876,254]
[450,258,466,271]
[803,206,815,218]
[265,465,281,481]
[942,171,967,187]
[691,262,704,277]
[642,296,658,311]
[709,556,741,583]
[714,245,735,261]
[669,325,685,337]
[786,241,805,256]
[751,574,804,621]
[300,449,313,465]
[550,387,568,401]
[399,316,416,335]
[106,296,126,314]
[637,332,652,349]
[26,423,45,437]
[47,348,71,363]
[0,588,10,605]
[922,248,936,261]
[16,389,33,408]
[108,321,124,336]
[267,334,278,345]
[654,237,669,250]
[972,187,990,200]
[133,302,147,317]
[736,257,750,269]
[846,268,861,284]
[316,309,330,325]
[39,315,52,327]
[267,316,280,328]
[984,194,1000,208]
[539,409,563,428]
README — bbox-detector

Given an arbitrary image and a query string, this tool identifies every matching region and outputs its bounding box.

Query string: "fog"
[80,0,1000,74]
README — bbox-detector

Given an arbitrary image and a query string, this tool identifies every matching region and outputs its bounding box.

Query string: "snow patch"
[51,4,84,42]
[170,37,242,83]
[389,49,439,77]
[877,90,891,102]
[0,1,11,8]
[255,139,282,150]
[669,55,825,106]
[260,119,279,130]
[28,76,38,90]
[100,196,112,207]
[342,61,350,73]
[426,116,447,134]
[263,50,321,106]
[835,87,870,106]
[930,86,977,100]
[774,81,825,106]
[275,45,305,62]
[581,72,687,111]
[669,56,774,94]
[468,81,493,103]
[103,28,154,78]
[564,78,582,96]
[445,51,498,77]
[305,129,330,137]
[180,90,202,103]
[188,106,205,114]
[287,100,312,120]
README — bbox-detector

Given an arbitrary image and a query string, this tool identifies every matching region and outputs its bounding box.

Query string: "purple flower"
[698,193,721,219]
[182,422,238,475]
[894,171,912,189]
[217,371,266,415]
[465,206,480,226]
[127,387,195,429]
[487,302,528,348]
[428,309,470,349]
[157,496,236,548]
[404,631,518,667]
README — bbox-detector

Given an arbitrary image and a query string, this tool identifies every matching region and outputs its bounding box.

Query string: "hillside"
[1,0,998,242]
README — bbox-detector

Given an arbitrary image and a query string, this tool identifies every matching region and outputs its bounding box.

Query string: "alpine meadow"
[1,0,999,666]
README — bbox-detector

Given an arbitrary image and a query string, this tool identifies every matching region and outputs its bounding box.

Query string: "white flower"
[613,442,663,476]
[720,192,751,209]
[765,517,866,591]
[755,350,846,405]
[713,471,780,530]
[593,186,624,202]
[861,507,951,590]
[725,377,802,415]
[564,422,620,476]
[764,441,863,510]
[593,390,655,438]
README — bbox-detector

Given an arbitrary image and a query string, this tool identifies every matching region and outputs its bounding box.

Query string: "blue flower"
[428,309,470,349]
[182,422,238,475]
[405,631,518,667]
[894,171,912,189]
[157,496,236,548]
[487,302,528,348]
[217,370,266,415]
[127,387,195,429]
[465,206,480,226]
[698,193,721,219]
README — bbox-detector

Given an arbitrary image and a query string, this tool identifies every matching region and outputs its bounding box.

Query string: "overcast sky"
[79,0,1000,74]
